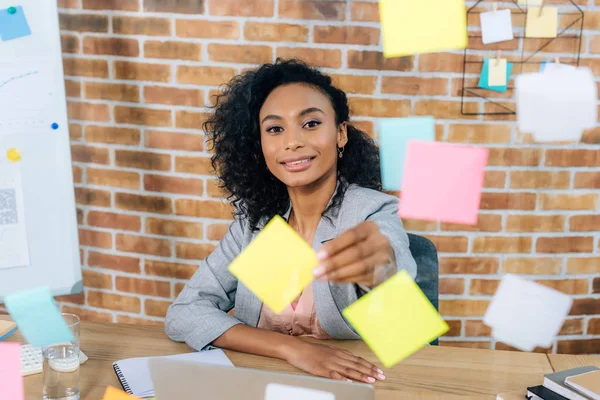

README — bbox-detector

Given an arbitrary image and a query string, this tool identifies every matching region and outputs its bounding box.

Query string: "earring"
[338,146,345,159]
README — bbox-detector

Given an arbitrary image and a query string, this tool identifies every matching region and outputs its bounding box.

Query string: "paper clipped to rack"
[480,8,514,45]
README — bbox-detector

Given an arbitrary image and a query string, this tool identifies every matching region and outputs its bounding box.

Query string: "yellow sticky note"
[526,7,558,38]
[6,148,21,162]
[102,386,140,400]
[518,0,543,5]
[379,0,467,58]
[488,59,507,86]
[228,215,318,314]
[343,270,448,368]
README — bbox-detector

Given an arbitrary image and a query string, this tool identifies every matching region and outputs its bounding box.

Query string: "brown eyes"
[265,120,321,134]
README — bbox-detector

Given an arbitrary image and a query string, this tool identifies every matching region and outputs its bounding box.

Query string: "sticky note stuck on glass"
[526,7,558,38]
[398,141,488,225]
[343,271,448,368]
[7,148,21,162]
[0,6,32,41]
[103,386,140,400]
[229,215,318,314]
[5,287,75,347]
[379,116,436,191]
[488,59,508,86]
[480,9,514,45]
[0,342,24,400]
[484,274,572,351]
[379,0,467,57]
[478,59,513,92]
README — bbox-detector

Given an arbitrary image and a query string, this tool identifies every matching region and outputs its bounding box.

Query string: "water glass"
[42,313,80,400]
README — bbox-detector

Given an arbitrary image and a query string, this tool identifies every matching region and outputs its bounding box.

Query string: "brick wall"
[54,0,599,354]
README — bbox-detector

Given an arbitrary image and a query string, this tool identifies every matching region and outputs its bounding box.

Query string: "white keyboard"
[21,344,88,376]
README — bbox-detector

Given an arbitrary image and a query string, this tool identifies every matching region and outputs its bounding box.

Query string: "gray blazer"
[165,184,417,351]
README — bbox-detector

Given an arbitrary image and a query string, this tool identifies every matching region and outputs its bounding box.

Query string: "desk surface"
[1,316,597,400]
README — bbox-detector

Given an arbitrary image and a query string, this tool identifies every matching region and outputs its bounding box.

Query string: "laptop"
[149,358,375,400]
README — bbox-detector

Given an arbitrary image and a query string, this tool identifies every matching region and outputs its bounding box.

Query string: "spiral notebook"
[113,350,234,398]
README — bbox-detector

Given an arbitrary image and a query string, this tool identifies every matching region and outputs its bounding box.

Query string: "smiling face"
[259,83,347,189]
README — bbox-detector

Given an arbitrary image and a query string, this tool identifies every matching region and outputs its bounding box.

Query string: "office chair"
[407,233,440,345]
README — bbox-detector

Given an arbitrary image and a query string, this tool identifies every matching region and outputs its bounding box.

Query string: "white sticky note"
[542,62,577,74]
[488,59,507,86]
[484,274,573,351]
[516,66,597,142]
[480,9,514,44]
[265,383,335,400]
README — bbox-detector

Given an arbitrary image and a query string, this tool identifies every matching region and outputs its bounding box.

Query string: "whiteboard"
[0,0,81,301]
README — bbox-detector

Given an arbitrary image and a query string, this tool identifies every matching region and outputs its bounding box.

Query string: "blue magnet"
[51,123,59,130]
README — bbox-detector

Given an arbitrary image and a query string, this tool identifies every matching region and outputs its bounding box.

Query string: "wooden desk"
[0,316,592,399]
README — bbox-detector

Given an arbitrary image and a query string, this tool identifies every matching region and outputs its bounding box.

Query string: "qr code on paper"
[0,189,18,225]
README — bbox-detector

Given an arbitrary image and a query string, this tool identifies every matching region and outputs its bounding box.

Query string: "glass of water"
[42,313,80,400]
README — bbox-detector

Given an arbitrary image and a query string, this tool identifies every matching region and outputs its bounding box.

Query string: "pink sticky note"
[0,342,24,400]
[398,141,488,225]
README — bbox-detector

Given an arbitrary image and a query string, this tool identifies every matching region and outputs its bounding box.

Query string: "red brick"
[566,258,600,274]
[58,0,80,8]
[439,278,465,295]
[175,111,210,129]
[83,0,140,10]
[75,188,111,207]
[144,175,204,197]
[589,318,600,335]
[277,48,340,69]
[331,74,377,95]
[114,107,172,127]
[210,0,273,17]
[144,0,203,14]
[570,298,599,315]
[574,173,600,189]
[145,299,172,317]
[87,168,140,190]
[207,180,226,198]
[83,37,139,57]
[114,61,171,82]
[87,211,141,232]
[115,150,171,171]
[465,320,492,337]
[503,258,562,275]
[540,194,598,210]
[84,82,139,102]
[473,237,532,253]
[439,257,499,274]
[480,193,536,210]
[177,66,236,85]
[495,342,551,353]
[244,22,306,42]
[559,319,584,335]
[82,269,113,289]
[79,229,112,249]
[88,291,140,313]
[63,58,109,78]
[439,300,490,317]
[484,171,506,188]
[176,242,216,260]
[55,293,85,305]
[73,166,83,183]
[174,156,213,175]
[545,149,600,167]
[146,218,203,239]
[381,76,448,96]
[402,219,438,232]
[506,215,565,232]
[144,40,201,61]
[488,148,541,166]
[116,234,171,257]
[88,251,140,274]
[347,50,413,71]
[279,0,345,20]
[145,130,204,151]
[314,26,379,45]
[59,13,108,32]
[115,193,172,214]
[113,16,171,36]
[207,223,230,241]
[174,283,186,297]
[209,44,271,64]
[350,2,379,22]
[177,19,239,39]
[71,145,109,164]
[116,276,171,298]
[175,199,233,219]
[424,235,468,253]
[65,80,81,98]
[447,124,512,144]
[144,86,203,107]
[415,100,478,119]
[536,279,589,295]
[419,53,464,73]
[509,171,570,189]
[145,260,198,280]
[444,320,462,337]
[556,339,600,355]
[349,98,410,118]
[61,34,79,53]
[537,237,594,253]
[86,126,140,145]
[569,215,600,232]
[67,101,109,122]
[440,214,502,232]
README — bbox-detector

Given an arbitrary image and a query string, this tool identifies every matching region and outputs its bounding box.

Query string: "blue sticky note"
[5,287,74,347]
[540,61,548,72]
[478,59,513,93]
[0,6,32,41]
[379,116,435,191]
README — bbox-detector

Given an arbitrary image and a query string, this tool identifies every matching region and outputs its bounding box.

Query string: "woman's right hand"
[284,340,385,384]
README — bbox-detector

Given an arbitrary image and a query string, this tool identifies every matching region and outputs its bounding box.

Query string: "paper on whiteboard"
[516,66,597,142]
[0,64,56,133]
[0,162,29,269]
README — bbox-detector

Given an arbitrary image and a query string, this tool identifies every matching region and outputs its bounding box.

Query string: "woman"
[165,59,417,384]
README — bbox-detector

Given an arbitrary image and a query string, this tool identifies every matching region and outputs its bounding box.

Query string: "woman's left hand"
[312,221,396,287]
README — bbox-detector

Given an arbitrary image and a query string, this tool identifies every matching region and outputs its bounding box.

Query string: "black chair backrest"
[407,233,440,345]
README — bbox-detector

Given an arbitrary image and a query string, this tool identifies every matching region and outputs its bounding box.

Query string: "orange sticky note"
[102,386,140,400]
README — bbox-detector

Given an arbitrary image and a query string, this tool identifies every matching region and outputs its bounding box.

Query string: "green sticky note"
[343,271,448,368]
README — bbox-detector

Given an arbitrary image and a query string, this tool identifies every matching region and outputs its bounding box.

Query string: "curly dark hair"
[204,58,382,231]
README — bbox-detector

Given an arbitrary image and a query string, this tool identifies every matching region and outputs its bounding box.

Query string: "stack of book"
[525,366,600,400]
